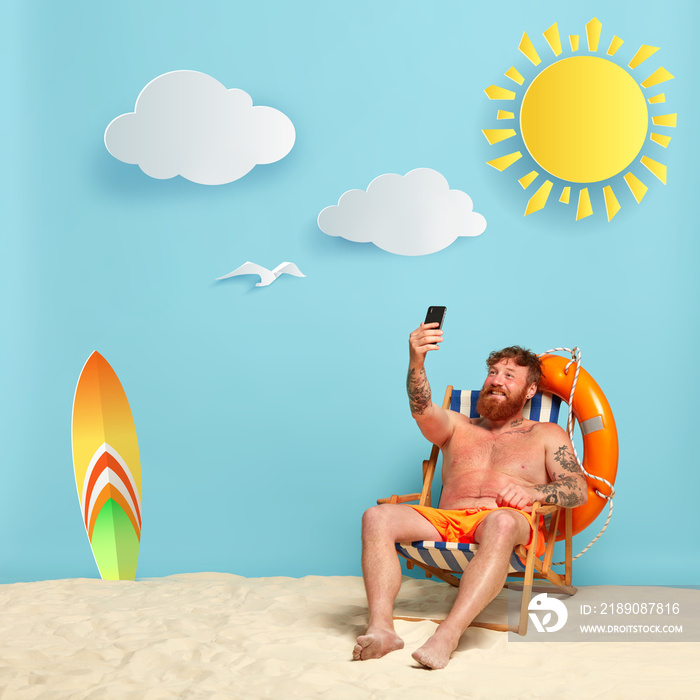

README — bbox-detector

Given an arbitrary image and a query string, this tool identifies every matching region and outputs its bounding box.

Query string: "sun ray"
[519,171,538,189]
[486,151,522,171]
[485,85,516,100]
[652,113,677,127]
[497,110,514,120]
[624,172,648,203]
[586,18,602,52]
[519,32,541,65]
[569,35,579,51]
[628,45,659,69]
[543,23,562,56]
[603,186,621,221]
[648,93,665,104]
[559,187,571,204]
[505,67,525,85]
[576,188,593,220]
[650,133,672,147]
[524,180,553,215]
[641,67,674,89]
[641,156,667,184]
[482,129,517,145]
[607,36,624,55]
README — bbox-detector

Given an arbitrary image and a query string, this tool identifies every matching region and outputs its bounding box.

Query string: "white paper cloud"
[104,71,295,185]
[317,168,486,256]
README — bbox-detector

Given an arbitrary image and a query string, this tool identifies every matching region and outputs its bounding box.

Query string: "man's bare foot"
[411,630,459,670]
[353,627,404,660]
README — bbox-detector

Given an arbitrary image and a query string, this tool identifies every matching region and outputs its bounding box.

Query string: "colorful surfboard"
[71,352,142,580]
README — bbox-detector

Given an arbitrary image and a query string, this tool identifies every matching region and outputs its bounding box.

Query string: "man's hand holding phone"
[409,306,446,364]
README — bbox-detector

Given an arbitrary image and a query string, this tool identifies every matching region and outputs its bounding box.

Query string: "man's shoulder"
[446,413,488,440]
[532,420,568,441]
[504,419,567,439]
[459,414,490,429]
[448,412,479,430]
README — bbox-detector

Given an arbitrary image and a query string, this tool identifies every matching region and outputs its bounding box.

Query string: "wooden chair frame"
[377,385,577,635]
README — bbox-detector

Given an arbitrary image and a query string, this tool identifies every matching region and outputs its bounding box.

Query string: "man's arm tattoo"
[534,445,586,506]
[532,477,585,507]
[407,367,431,415]
[554,444,581,474]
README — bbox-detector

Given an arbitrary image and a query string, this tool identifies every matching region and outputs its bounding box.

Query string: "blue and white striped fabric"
[397,540,526,574]
[450,389,562,423]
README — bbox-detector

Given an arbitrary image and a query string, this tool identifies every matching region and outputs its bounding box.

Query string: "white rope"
[539,347,616,563]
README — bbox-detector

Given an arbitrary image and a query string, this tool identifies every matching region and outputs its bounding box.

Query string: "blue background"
[2,0,697,585]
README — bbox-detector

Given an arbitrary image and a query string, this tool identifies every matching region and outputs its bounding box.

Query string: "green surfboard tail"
[90,499,140,580]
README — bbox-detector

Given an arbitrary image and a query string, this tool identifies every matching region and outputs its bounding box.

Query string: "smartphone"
[424,306,447,329]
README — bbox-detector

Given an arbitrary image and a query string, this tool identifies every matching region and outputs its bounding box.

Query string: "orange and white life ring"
[538,354,618,538]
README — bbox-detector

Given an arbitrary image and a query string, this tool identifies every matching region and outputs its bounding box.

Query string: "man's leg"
[411,509,531,669]
[353,504,441,661]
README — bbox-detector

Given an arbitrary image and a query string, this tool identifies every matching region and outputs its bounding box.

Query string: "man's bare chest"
[444,423,545,477]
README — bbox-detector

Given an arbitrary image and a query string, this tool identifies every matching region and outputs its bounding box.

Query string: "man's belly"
[438,469,539,510]
[438,494,501,510]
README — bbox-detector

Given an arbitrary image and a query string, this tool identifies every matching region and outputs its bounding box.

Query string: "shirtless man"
[353,322,587,669]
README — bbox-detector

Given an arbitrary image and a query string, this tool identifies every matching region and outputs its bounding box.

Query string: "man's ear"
[526,383,538,400]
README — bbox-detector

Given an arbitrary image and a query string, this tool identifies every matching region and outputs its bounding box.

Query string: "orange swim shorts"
[407,505,546,558]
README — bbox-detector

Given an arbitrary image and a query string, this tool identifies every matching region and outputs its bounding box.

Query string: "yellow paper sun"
[483,18,676,222]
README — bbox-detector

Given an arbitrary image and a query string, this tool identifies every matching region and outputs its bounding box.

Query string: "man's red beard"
[476,384,530,421]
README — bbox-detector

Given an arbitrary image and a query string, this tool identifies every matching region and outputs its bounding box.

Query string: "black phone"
[424,306,447,329]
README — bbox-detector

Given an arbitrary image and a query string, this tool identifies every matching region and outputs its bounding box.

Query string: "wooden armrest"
[377,493,421,505]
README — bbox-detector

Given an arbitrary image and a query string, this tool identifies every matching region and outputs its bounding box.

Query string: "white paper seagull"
[216,261,306,287]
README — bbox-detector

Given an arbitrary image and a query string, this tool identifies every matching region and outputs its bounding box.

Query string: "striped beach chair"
[378,386,574,634]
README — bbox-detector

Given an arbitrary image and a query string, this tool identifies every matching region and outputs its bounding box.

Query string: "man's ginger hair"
[486,346,542,386]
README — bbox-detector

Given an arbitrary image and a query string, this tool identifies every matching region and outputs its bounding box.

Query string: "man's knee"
[362,504,391,534]
[477,510,529,547]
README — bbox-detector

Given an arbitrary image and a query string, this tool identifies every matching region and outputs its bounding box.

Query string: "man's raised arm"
[406,323,455,447]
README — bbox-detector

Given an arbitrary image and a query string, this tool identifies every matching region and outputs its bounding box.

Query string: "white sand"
[0,573,697,699]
